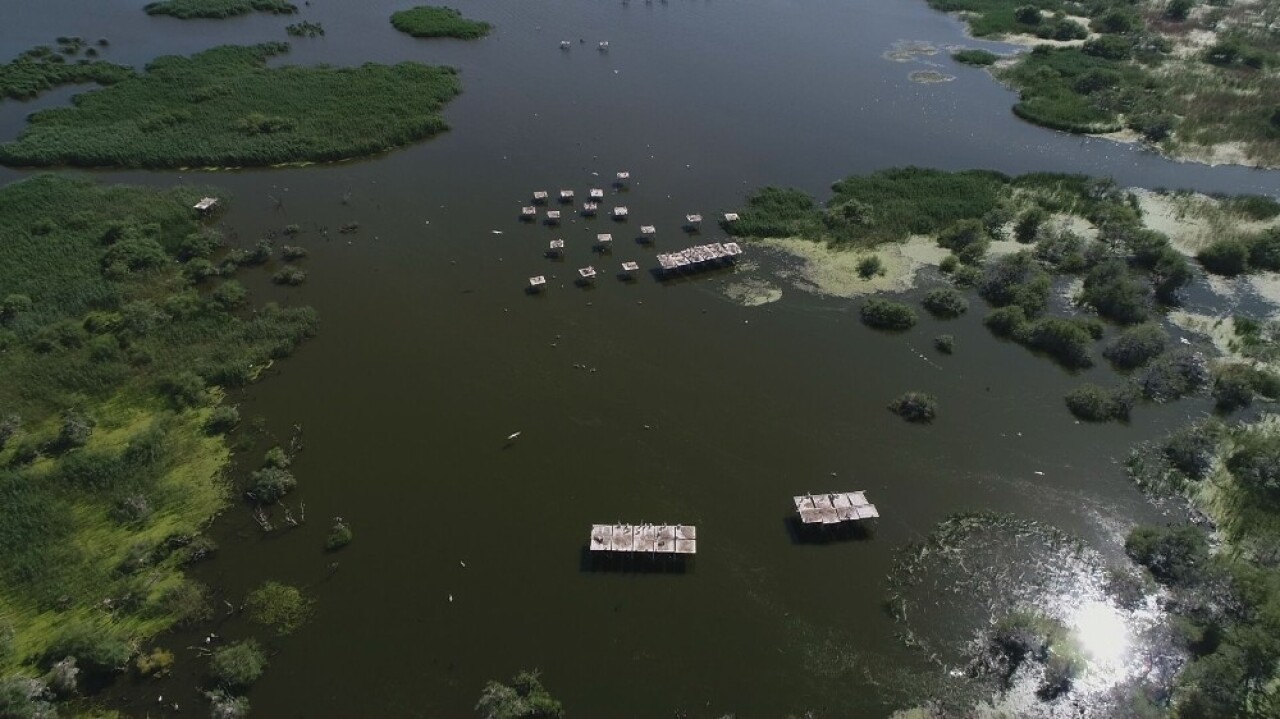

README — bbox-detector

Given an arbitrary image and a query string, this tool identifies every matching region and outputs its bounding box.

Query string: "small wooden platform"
[194,197,219,213]
[613,206,629,219]
[583,202,599,215]
[590,524,696,554]
[620,261,640,272]
[616,171,630,181]
[521,206,537,218]
[589,188,605,199]
[528,275,547,288]
[793,491,878,525]
[545,210,562,224]
[596,233,613,245]
[723,212,739,222]
[560,189,575,202]
[578,266,597,280]
[685,214,702,224]
[656,242,742,272]
[533,191,549,203]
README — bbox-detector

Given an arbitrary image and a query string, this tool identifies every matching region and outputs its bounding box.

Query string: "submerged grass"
[390,6,492,39]
[0,174,315,680]
[0,43,462,169]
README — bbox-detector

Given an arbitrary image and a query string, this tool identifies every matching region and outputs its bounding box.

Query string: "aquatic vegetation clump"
[143,0,297,19]
[210,640,266,689]
[0,43,462,168]
[952,48,999,66]
[888,392,937,423]
[246,581,313,636]
[391,6,492,39]
[0,46,134,101]
[1102,323,1168,370]
[476,670,564,719]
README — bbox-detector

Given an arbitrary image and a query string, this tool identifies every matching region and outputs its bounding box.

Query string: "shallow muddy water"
[4,0,1280,716]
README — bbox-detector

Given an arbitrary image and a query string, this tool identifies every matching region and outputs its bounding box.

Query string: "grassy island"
[934,0,1280,166]
[0,175,315,698]
[143,0,298,19]
[391,6,492,39]
[0,43,462,169]
[1,45,133,101]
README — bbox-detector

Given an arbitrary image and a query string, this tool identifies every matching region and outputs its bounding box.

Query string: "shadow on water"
[578,547,693,574]
[784,517,876,545]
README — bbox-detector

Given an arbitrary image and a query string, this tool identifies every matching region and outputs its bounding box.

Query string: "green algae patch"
[391,6,492,39]
[144,0,297,19]
[0,43,462,169]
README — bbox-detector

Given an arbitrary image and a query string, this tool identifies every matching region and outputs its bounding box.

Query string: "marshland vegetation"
[0,43,462,169]
[0,175,315,706]
[937,0,1280,166]
[0,45,132,101]
[391,6,493,39]
[143,0,297,19]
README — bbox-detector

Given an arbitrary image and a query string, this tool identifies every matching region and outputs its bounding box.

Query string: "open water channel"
[5,0,1280,716]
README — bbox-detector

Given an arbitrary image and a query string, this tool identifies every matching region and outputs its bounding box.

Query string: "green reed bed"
[0,43,462,169]
[143,0,297,19]
[1,46,133,101]
[390,6,492,39]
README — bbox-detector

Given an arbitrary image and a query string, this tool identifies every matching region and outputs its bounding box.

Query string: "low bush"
[934,334,955,353]
[1125,525,1209,586]
[922,287,969,318]
[888,392,937,423]
[1103,323,1168,369]
[246,581,312,635]
[143,0,297,18]
[1197,237,1251,276]
[860,298,917,331]
[210,640,266,688]
[953,49,1000,66]
[1065,383,1133,421]
[857,255,885,279]
[248,467,296,503]
[391,6,492,39]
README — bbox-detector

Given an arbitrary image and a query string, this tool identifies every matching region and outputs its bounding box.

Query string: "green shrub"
[922,287,969,318]
[1197,237,1251,276]
[1212,363,1263,412]
[1135,349,1210,402]
[1226,429,1280,501]
[1065,384,1132,421]
[934,334,955,353]
[272,265,307,285]
[984,306,1028,337]
[246,581,312,635]
[888,392,937,423]
[953,49,1000,66]
[728,187,819,239]
[860,298,917,331]
[1103,323,1168,369]
[476,670,564,719]
[1247,230,1280,272]
[325,518,353,550]
[205,405,240,434]
[1014,207,1046,243]
[1227,195,1280,221]
[857,255,885,279]
[248,467,296,503]
[210,640,266,688]
[391,6,493,39]
[937,219,990,263]
[1022,318,1096,368]
[1080,259,1149,324]
[979,252,1051,317]
[1125,525,1209,586]
[43,622,130,675]
[1164,421,1222,480]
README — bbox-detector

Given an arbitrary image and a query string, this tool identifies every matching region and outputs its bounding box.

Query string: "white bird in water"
[448,594,454,603]
[506,431,522,441]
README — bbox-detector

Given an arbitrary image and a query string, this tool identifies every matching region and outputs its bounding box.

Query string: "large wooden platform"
[793,492,878,525]
[589,523,696,554]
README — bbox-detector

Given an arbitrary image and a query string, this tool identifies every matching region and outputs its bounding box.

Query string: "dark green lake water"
[3,1,1280,716]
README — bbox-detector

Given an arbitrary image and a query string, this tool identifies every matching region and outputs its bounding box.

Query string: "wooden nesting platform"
[583,202,599,215]
[528,275,547,288]
[723,212,739,222]
[685,214,702,224]
[521,206,537,219]
[620,261,640,272]
[589,188,605,199]
[578,266,597,280]
[533,191,550,203]
[560,40,571,49]
[560,189,575,202]
[193,197,219,213]
[590,524,696,554]
[613,206,629,219]
[545,210,562,224]
[656,242,742,273]
[616,171,630,181]
[596,233,613,245]
[793,491,878,525]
